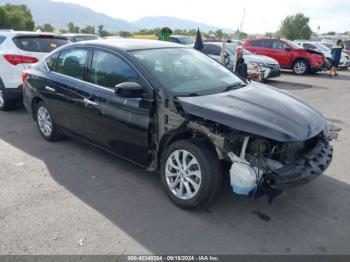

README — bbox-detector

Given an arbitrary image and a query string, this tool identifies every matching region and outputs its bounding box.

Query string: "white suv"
[0,30,68,111]
[294,40,350,70]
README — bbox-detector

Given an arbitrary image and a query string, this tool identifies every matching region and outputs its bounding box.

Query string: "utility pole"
[239,6,246,32]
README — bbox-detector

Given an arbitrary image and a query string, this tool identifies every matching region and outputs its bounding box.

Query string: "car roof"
[74,39,184,51]
[63,33,98,37]
[171,35,191,38]
[0,30,67,38]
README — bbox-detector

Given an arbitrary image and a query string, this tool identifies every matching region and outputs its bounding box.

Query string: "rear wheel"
[35,101,61,141]
[160,139,222,209]
[0,90,16,111]
[292,59,309,75]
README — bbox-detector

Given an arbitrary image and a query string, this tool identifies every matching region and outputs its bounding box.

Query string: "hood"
[244,54,278,65]
[302,48,324,56]
[178,82,326,142]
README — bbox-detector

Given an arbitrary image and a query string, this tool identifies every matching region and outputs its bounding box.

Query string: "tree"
[0,4,34,30]
[97,25,109,37]
[214,29,224,39]
[80,25,95,34]
[68,22,80,33]
[118,31,131,38]
[278,13,312,40]
[36,23,54,32]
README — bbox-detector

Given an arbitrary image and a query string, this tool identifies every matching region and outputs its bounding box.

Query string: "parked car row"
[243,38,326,75]
[0,32,334,209]
[200,42,281,81]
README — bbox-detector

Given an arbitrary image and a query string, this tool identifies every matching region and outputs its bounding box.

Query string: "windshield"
[226,44,240,55]
[130,48,244,96]
[285,40,302,49]
[243,49,252,55]
[314,43,331,52]
[178,37,194,45]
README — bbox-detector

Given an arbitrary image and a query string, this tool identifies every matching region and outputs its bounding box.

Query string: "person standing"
[235,49,248,79]
[329,39,344,77]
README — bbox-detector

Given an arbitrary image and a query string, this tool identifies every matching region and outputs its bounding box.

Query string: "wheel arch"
[31,96,43,120]
[157,129,219,170]
[291,57,310,68]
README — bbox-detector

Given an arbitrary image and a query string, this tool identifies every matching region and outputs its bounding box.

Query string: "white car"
[0,30,69,111]
[201,42,281,81]
[295,40,350,69]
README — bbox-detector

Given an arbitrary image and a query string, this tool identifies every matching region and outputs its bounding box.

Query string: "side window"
[250,40,272,48]
[303,43,316,50]
[202,45,221,56]
[0,36,6,46]
[46,52,59,71]
[89,50,139,89]
[56,49,88,80]
[272,40,286,50]
[170,37,180,44]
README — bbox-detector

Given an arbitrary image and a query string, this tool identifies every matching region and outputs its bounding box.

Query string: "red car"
[243,38,325,75]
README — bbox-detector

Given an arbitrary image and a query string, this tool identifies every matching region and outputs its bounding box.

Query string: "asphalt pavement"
[0,70,349,255]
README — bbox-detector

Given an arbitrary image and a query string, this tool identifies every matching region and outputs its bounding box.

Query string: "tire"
[160,139,222,209]
[0,90,16,111]
[35,101,61,141]
[292,59,309,75]
[326,58,332,70]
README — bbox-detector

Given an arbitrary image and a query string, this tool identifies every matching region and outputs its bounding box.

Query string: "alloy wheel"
[294,61,307,74]
[37,106,53,137]
[165,150,202,200]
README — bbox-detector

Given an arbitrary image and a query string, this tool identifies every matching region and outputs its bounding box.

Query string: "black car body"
[23,39,333,208]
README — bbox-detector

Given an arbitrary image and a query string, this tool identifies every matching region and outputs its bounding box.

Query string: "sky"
[54,0,350,34]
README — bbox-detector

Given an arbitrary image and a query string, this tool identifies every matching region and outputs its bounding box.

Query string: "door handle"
[84,98,99,107]
[45,86,55,92]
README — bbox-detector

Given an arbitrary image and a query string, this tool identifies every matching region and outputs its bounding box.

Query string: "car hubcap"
[0,90,4,107]
[294,62,306,74]
[165,150,202,200]
[37,106,53,137]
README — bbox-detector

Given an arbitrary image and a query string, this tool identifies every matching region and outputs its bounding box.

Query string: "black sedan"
[23,39,333,209]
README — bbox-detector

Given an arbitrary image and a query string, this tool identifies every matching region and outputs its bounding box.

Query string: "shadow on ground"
[1,106,350,255]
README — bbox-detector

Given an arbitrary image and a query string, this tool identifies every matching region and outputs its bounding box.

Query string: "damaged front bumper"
[269,139,333,190]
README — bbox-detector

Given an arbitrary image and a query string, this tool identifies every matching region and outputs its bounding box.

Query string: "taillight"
[3,54,39,65]
[22,71,29,85]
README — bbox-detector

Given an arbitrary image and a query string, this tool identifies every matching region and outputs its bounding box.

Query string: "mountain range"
[0,0,233,33]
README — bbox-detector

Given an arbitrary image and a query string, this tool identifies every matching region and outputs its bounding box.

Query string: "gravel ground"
[0,70,349,255]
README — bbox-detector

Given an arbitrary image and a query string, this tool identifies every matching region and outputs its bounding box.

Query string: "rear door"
[12,35,68,69]
[247,39,273,56]
[43,47,90,135]
[82,48,153,166]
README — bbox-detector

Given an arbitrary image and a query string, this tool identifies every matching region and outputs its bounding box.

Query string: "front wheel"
[35,101,61,141]
[160,140,222,209]
[292,59,309,75]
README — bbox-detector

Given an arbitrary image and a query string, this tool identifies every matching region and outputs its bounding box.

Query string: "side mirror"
[284,47,292,51]
[115,82,144,98]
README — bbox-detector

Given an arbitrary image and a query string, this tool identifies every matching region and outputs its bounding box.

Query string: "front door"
[82,49,153,166]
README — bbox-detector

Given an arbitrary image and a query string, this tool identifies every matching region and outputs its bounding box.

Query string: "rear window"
[0,36,6,45]
[12,36,68,53]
